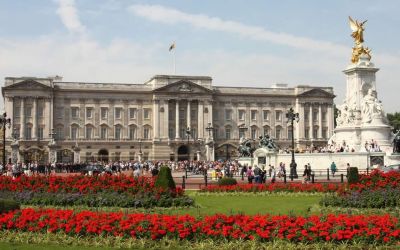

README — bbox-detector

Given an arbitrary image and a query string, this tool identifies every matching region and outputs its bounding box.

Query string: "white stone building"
[2,75,335,163]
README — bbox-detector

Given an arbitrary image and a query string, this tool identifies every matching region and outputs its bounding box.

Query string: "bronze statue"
[238,137,254,157]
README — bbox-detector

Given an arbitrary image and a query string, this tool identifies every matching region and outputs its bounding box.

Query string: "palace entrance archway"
[177,145,189,161]
[98,149,109,162]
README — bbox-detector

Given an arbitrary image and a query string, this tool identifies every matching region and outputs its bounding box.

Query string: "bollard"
[311,174,315,183]
[340,174,344,183]
[204,174,208,187]
[327,168,330,181]
[283,174,287,184]
[185,168,188,179]
[182,176,186,189]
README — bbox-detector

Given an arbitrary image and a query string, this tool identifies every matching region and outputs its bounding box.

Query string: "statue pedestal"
[237,157,254,167]
[253,148,277,168]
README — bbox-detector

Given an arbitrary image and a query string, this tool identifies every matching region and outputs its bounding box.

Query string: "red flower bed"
[201,183,345,193]
[0,208,399,244]
[349,170,400,192]
[0,175,159,194]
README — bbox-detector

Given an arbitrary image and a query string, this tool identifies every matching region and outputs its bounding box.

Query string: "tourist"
[303,165,311,184]
[270,166,276,183]
[247,166,254,184]
[253,165,261,183]
[330,161,337,177]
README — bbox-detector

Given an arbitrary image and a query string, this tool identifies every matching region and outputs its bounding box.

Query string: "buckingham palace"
[1,74,335,163]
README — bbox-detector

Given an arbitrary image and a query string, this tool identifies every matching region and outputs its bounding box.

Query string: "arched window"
[25,123,32,140]
[225,126,232,140]
[129,125,137,140]
[143,125,152,139]
[275,125,282,140]
[250,125,258,139]
[115,125,123,140]
[287,125,293,140]
[263,125,271,136]
[56,125,64,140]
[71,124,79,140]
[85,125,93,139]
[100,125,108,139]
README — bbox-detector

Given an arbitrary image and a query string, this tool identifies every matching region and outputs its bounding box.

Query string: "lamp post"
[286,107,299,179]
[0,113,12,168]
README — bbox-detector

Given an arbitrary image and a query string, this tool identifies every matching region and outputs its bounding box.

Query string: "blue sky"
[0,0,399,112]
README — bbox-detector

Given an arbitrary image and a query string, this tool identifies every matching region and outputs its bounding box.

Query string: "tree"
[387,112,400,132]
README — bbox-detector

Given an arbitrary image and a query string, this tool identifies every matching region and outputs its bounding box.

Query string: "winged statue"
[348,16,371,63]
[349,16,367,45]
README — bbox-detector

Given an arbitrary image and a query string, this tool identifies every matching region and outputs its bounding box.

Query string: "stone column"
[20,98,25,139]
[296,100,305,139]
[32,98,37,140]
[5,97,14,138]
[198,101,204,139]
[207,101,213,126]
[270,105,275,139]
[175,100,180,139]
[153,100,160,139]
[327,104,334,138]
[44,98,50,140]
[309,105,314,139]
[187,100,191,129]
[163,100,169,139]
[318,104,323,138]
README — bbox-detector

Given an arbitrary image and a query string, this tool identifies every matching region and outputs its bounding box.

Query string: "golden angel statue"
[349,16,367,45]
[348,16,372,63]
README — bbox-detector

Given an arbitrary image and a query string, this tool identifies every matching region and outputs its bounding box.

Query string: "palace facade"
[2,75,335,163]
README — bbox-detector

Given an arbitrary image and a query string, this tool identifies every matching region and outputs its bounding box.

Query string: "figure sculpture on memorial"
[238,137,254,157]
[258,134,278,151]
[349,16,372,63]
[362,89,384,123]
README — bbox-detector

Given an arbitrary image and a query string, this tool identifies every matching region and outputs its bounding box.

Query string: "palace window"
[322,128,328,139]
[322,110,327,121]
[14,107,20,118]
[71,126,78,140]
[275,127,281,140]
[313,110,318,122]
[129,108,137,119]
[275,111,282,121]
[251,127,257,139]
[143,109,151,119]
[263,126,270,136]
[38,106,44,118]
[56,108,63,119]
[239,130,245,139]
[313,127,318,138]
[86,126,92,139]
[305,127,309,139]
[225,127,231,140]
[304,111,309,121]
[71,107,79,119]
[225,109,232,121]
[263,110,270,121]
[38,127,44,140]
[55,127,63,140]
[115,126,122,140]
[191,109,196,120]
[143,127,150,139]
[101,107,108,119]
[168,128,174,139]
[129,126,136,140]
[25,127,32,140]
[251,110,257,121]
[25,107,32,117]
[115,108,122,119]
[100,126,107,139]
[238,110,245,121]
[288,127,293,140]
[86,107,93,119]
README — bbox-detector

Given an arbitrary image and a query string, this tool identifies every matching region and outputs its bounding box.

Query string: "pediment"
[153,80,213,94]
[298,88,335,98]
[4,79,52,90]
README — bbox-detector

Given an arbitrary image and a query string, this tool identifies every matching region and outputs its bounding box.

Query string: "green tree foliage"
[387,112,400,132]
[155,166,176,190]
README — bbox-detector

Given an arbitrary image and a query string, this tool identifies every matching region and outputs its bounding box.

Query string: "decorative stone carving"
[361,88,385,124]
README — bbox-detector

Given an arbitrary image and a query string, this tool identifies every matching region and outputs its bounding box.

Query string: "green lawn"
[19,192,322,217]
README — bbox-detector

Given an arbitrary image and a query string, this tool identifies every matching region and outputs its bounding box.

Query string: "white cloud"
[128,4,348,57]
[56,0,86,35]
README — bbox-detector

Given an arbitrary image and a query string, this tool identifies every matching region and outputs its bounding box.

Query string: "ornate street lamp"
[0,112,12,168]
[286,107,299,179]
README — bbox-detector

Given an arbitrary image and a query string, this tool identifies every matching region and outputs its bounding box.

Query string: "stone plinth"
[253,148,277,168]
